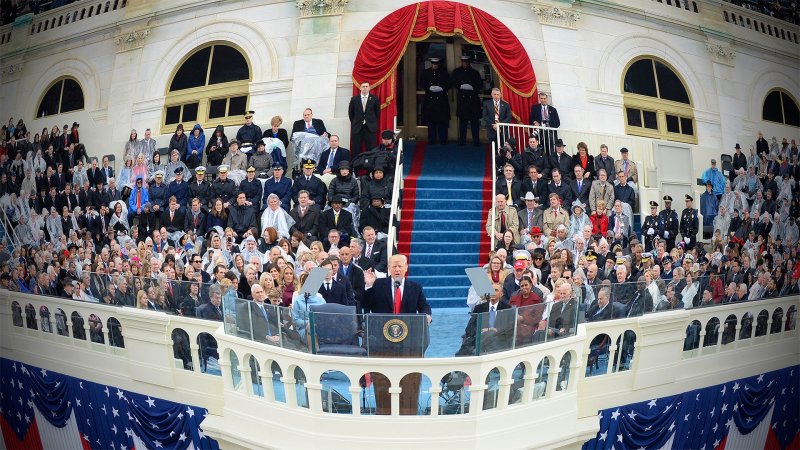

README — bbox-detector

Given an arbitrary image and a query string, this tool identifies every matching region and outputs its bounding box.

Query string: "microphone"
[393,280,401,289]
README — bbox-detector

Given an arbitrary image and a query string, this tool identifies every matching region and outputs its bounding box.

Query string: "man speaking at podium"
[363,254,431,415]
[364,254,432,321]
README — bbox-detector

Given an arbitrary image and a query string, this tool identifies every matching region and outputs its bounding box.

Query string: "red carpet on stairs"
[478,144,494,265]
[397,141,427,259]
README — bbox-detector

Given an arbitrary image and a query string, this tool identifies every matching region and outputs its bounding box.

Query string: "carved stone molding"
[706,42,736,66]
[296,0,349,17]
[0,63,23,83]
[531,3,581,29]
[114,28,149,53]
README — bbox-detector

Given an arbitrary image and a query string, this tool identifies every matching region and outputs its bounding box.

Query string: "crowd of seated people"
[465,126,798,353]
[723,0,799,25]
[0,103,798,357]
[0,109,397,338]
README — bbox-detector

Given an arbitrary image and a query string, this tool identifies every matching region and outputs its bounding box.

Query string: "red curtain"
[352,1,538,133]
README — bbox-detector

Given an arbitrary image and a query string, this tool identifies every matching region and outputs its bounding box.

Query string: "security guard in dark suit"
[239,166,263,211]
[659,195,680,252]
[642,200,662,252]
[680,194,699,250]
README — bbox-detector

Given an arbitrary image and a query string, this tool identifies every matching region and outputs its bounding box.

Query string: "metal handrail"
[386,136,404,257]
[0,210,23,249]
[490,140,497,252]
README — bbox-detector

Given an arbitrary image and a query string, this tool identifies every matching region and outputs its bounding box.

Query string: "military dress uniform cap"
[429,57,441,63]
[513,249,532,261]
[272,163,284,170]
[460,55,471,61]
[195,166,206,174]
[685,194,693,202]
[381,130,395,139]
[246,166,256,172]
[301,159,315,169]
[244,111,255,118]
[174,167,184,175]
[585,250,598,261]
[641,252,653,261]
[663,195,672,202]
[218,165,229,173]
[649,201,658,208]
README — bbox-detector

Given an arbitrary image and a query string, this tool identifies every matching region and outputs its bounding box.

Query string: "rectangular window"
[666,114,680,133]
[228,96,247,117]
[182,102,199,122]
[643,110,658,129]
[208,99,227,119]
[626,107,642,127]
[165,105,181,125]
[680,117,694,136]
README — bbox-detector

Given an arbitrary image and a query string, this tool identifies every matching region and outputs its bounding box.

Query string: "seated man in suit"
[361,226,387,273]
[236,284,281,344]
[537,281,577,340]
[319,195,354,245]
[316,135,351,175]
[196,285,224,321]
[457,282,513,356]
[585,287,612,322]
[318,258,352,305]
[291,108,328,138]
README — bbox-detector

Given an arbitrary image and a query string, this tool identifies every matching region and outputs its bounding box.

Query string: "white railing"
[386,136,404,257]
[2,289,797,448]
[28,0,126,37]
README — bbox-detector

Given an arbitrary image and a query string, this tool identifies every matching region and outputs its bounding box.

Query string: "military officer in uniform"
[659,195,680,252]
[149,171,168,214]
[292,159,327,206]
[451,54,482,146]
[212,165,237,208]
[188,166,213,209]
[165,167,189,212]
[239,166,263,212]
[679,194,699,250]
[420,57,451,145]
[235,111,263,156]
[642,200,662,252]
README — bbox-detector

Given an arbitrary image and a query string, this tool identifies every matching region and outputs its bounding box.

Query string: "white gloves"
[647,228,654,236]
[429,86,444,93]
[684,237,690,244]
[664,231,669,238]
[460,84,473,91]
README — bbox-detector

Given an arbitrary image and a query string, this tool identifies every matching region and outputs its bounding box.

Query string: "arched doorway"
[398,38,498,142]
[352,1,537,141]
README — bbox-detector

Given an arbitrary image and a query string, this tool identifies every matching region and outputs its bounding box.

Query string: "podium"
[365,314,429,415]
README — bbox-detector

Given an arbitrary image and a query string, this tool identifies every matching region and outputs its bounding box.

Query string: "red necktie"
[194,215,198,227]
[500,210,506,231]
[394,284,402,314]
[136,190,141,210]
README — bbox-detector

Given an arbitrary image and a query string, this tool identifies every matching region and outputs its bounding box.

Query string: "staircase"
[397,142,492,308]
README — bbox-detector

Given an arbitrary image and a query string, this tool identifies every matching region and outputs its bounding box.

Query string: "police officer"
[188,166,213,209]
[451,54,482,146]
[212,165,237,207]
[166,166,189,212]
[642,200,662,252]
[235,111,263,157]
[680,194,699,250]
[149,170,168,213]
[239,166,263,211]
[420,57,451,145]
[292,158,327,206]
[659,195,680,252]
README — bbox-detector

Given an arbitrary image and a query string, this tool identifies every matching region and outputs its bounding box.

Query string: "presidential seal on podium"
[383,319,409,343]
